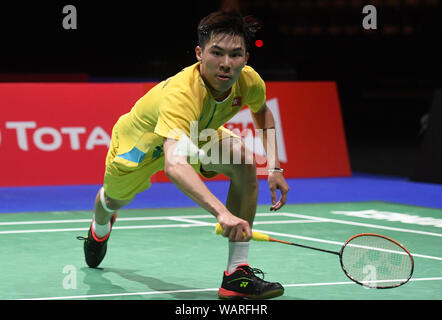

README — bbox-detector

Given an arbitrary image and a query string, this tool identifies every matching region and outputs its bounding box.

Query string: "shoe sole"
[218,287,284,300]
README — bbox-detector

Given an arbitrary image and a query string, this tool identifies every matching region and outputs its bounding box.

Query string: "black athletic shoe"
[77,213,117,268]
[218,264,284,299]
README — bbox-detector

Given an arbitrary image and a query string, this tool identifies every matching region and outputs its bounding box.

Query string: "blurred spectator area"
[1,0,441,176]
[222,0,442,176]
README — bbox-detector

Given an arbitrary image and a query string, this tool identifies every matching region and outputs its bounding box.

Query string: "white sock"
[93,219,111,239]
[227,241,250,273]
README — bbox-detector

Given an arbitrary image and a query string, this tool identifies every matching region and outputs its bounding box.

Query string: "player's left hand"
[268,172,290,211]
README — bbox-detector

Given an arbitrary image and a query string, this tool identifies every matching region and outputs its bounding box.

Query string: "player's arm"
[163,138,252,241]
[251,103,290,211]
[251,103,280,169]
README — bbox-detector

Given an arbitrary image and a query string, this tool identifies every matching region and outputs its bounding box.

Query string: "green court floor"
[1,201,441,300]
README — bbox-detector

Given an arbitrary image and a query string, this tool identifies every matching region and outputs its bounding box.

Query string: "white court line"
[281,212,442,238]
[0,218,317,235]
[0,213,317,234]
[167,217,214,226]
[254,219,324,225]
[0,223,209,235]
[2,211,441,238]
[250,228,442,261]
[21,276,442,300]
[1,213,441,261]
[162,217,324,228]
[0,213,284,226]
[0,215,213,226]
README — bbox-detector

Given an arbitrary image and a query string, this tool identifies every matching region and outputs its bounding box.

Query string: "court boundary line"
[1,213,441,261]
[0,213,284,226]
[249,227,442,261]
[281,213,442,238]
[0,220,323,235]
[21,276,442,300]
[0,212,442,261]
[165,217,442,262]
[1,211,440,238]
[0,212,322,235]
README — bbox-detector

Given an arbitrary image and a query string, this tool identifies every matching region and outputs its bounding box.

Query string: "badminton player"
[79,10,290,299]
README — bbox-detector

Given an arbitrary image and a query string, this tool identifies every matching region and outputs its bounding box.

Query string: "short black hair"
[197,11,261,51]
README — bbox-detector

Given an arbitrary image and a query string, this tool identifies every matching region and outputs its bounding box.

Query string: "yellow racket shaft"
[215,223,270,241]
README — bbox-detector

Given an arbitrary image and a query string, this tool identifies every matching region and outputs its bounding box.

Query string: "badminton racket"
[215,223,414,289]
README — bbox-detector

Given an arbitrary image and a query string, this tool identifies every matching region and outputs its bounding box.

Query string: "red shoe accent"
[224,263,250,276]
[218,287,252,299]
[90,221,110,242]
[110,212,118,226]
[91,213,117,242]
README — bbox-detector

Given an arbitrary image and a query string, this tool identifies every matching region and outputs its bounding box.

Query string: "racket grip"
[215,223,270,241]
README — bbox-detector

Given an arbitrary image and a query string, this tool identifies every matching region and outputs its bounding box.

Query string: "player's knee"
[106,198,127,211]
[203,138,257,184]
[230,139,255,166]
[227,141,256,181]
[231,162,258,189]
[100,188,131,211]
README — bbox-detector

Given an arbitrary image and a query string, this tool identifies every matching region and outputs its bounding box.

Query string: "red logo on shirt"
[232,97,242,107]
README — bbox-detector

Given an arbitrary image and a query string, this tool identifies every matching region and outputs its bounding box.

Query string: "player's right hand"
[217,213,252,242]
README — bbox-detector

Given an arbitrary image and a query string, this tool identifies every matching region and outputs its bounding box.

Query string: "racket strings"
[341,235,413,288]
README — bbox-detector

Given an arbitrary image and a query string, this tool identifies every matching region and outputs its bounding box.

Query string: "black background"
[1,1,441,178]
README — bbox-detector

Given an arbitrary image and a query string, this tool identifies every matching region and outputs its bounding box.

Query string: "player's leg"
[79,119,158,268]
[201,137,257,271]
[79,185,133,268]
[201,135,284,299]
[202,136,258,228]
[92,187,132,238]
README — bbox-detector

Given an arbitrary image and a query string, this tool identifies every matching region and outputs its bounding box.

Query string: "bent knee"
[102,190,132,211]
[229,138,255,166]
[243,165,258,185]
[229,162,258,189]
[201,138,257,181]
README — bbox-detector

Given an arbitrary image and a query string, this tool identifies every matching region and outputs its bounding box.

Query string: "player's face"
[196,33,249,100]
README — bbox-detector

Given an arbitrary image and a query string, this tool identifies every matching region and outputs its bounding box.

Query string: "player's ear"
[245,51,250,65]
[195,46,203,62]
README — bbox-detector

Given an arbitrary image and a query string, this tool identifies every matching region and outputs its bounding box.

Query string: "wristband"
[268,167,283,173]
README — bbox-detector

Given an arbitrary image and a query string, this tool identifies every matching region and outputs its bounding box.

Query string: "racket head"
[339,233,414,289]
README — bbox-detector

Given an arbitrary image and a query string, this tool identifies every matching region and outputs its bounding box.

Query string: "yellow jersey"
[113,62,266,167]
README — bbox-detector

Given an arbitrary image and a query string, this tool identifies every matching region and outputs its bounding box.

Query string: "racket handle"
[215,223,270,241]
